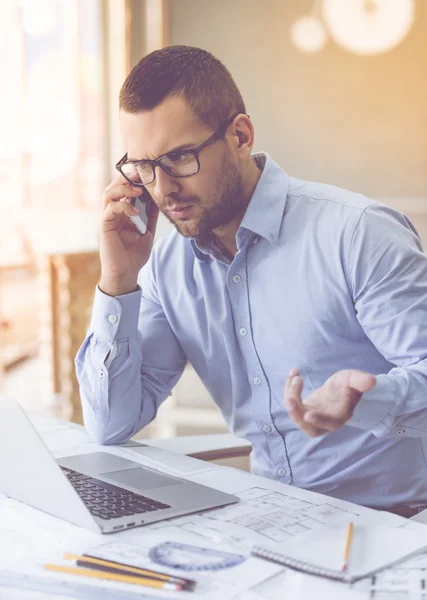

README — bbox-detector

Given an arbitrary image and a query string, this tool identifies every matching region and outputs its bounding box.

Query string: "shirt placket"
[227,240,292,484]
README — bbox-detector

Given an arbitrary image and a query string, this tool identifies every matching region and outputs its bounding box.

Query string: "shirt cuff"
[89,285,142,341]
[347,374,397,436]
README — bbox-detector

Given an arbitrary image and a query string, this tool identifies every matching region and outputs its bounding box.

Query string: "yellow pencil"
[341,522,354,572]
[44,564,184,591]
[63,552,193,585]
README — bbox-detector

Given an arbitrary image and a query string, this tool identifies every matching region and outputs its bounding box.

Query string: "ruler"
[0,572,158,600]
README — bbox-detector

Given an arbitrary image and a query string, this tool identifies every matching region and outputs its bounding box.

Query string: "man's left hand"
[284,368,376,437]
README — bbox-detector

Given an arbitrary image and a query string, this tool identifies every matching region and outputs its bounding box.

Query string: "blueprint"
[204,486,360,542]
[352,551,427,599]
[0,481,382,600]
[0,415,418,600]
[0,492,281,600]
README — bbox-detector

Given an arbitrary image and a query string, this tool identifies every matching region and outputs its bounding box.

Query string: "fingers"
[332,369,376,395]
[102,199,140,233]
[108,200,139,219]
[348,370,376,393]
[284,370,329,437]
[284,373,305,424]
[285,369,375,438]
[102,176,143,211]
[325,369,376,417]
[285,368,299,396]
[303,370,375,433]
[304,410,348,432]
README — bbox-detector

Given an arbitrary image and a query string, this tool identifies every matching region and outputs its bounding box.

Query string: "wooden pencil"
[341,522,354,572]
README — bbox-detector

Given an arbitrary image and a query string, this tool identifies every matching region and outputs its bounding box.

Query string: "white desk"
[0,413,423,600]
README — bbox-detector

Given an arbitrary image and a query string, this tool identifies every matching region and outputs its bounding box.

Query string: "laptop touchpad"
[104,468,179,491]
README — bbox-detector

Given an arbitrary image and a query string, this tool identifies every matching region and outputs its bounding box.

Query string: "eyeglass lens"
[121,151,199,185]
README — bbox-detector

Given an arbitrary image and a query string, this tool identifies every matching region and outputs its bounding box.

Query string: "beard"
[160,152,246,239]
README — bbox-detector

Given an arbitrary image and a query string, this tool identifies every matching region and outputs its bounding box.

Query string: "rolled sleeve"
[76,254,187,445]
[346,204,427,438]
[347,375,397,436]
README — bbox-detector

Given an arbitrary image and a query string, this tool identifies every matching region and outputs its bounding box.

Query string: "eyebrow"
[127,142,196,162]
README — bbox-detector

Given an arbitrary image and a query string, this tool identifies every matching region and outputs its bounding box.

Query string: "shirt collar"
[239,152,289,246]
[190,238,212,262]
[190,152,289,261]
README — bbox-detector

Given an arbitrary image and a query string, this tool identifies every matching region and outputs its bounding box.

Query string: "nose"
[152,165,180,200]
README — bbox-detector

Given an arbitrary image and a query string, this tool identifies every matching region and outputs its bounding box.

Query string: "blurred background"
[1,0,426,441]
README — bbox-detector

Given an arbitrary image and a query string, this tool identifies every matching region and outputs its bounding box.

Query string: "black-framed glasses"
[116,112,241,187]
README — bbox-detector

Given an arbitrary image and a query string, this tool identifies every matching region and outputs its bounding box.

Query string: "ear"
[229,114,254,159]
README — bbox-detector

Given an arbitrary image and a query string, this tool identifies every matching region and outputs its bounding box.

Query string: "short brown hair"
[119,45,246,130]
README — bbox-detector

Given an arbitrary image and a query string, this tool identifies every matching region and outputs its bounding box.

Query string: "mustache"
[163,194,199,209]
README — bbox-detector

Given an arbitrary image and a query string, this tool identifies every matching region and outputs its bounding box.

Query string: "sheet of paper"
[189,468,404,525]
[0,494,282,599]
[0,573,160,600]
[255,521,427,579]
[6,413,421,600]
[0,588,74,600]
[179,467,406,554]
[0,498,101,568]
[279,572,366,600]
[352,551,427,599]
[234,570,367,599]
[409,508,427,526]
[82,522,282,599]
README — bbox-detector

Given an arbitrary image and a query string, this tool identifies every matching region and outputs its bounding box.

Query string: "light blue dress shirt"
[76,153,427,509]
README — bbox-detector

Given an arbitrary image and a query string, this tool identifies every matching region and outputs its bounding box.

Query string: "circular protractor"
[149,541,246,572]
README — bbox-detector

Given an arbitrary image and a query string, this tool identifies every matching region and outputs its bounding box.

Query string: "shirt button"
[99,369,105,378]
[262,425,272,433]
[232,275,241,283]
[239,327,247,337]
[396,429,406,434]
[253,377,262,385]
[108,315,118,323]
[277,467,286,477]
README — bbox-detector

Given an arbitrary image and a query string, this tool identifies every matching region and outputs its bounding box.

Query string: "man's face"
[119,95,246,238]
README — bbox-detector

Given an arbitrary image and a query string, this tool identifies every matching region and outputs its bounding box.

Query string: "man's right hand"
[98,176,159,297]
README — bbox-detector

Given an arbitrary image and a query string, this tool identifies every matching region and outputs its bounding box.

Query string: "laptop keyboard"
[61,466,171,520]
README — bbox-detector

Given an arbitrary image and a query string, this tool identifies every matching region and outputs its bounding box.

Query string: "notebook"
[252,522,427,583]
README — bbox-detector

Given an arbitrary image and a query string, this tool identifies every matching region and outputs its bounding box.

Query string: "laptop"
[0,396,239,534]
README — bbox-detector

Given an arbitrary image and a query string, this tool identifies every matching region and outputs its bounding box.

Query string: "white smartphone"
[129,192,152,235]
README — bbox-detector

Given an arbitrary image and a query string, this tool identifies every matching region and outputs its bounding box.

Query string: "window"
[0,0,106,264]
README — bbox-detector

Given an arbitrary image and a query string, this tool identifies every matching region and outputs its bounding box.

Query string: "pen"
[44,564,186,591]
[341,522,354,572]
[63,553,195,589]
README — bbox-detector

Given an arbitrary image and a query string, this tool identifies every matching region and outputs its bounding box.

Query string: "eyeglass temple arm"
[116,153,128,166]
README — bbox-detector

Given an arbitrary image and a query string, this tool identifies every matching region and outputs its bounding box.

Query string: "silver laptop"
[0,396,239,534]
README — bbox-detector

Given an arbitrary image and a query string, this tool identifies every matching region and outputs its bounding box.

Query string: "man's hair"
[119,45,246,130]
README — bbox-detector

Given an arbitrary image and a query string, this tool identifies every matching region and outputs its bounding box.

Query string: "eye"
[167,151,192,164]
[122,162,144,183]
[136,162,153,174]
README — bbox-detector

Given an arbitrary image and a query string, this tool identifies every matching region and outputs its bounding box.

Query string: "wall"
[168,0,427,207]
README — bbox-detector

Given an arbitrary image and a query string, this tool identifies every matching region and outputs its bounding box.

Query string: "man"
[76,45,427,516]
